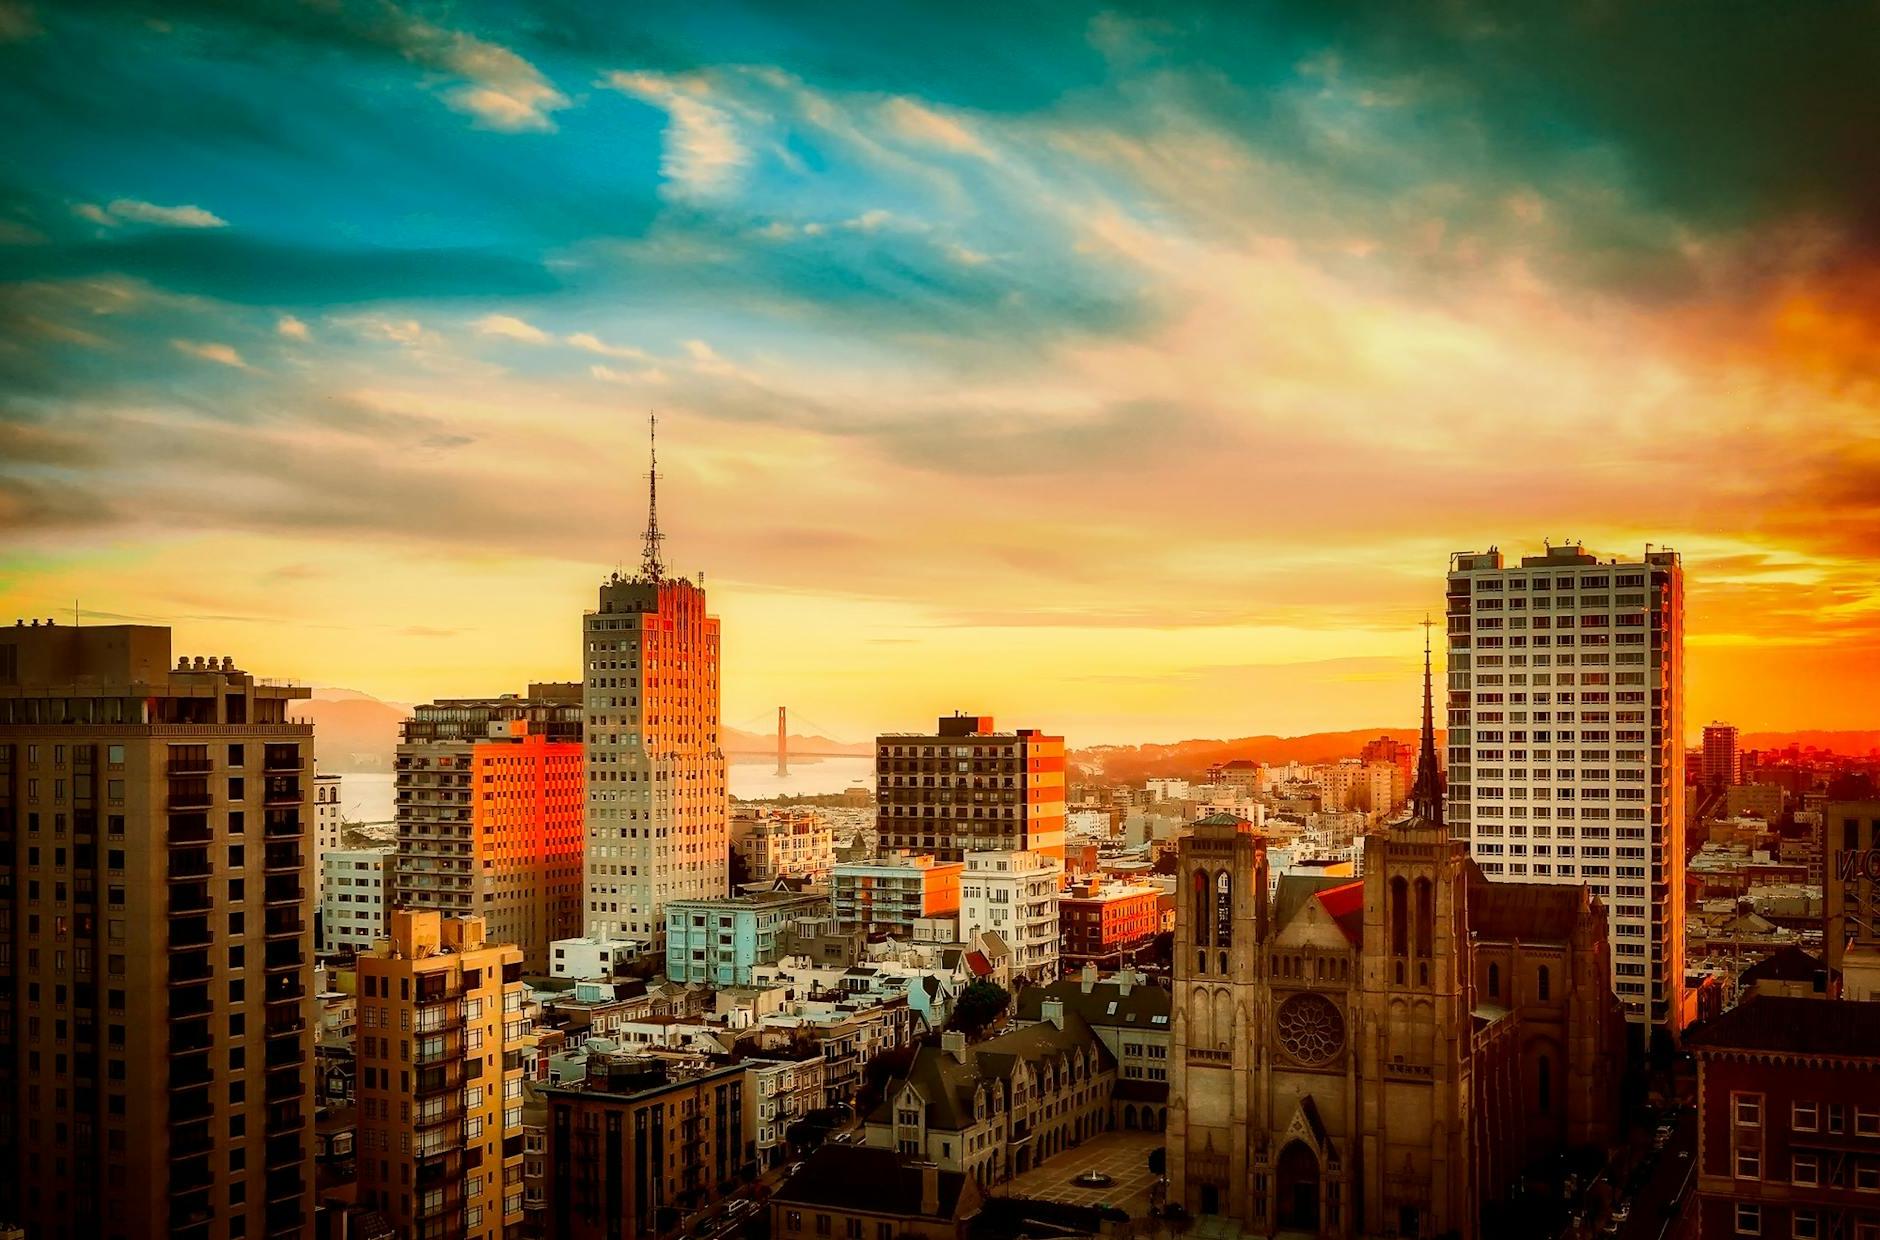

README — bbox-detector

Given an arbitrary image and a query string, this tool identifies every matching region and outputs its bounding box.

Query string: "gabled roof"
[1466,863,1587,942]
[774,1144,974,1219]
[1011,977,1170,1031]
[1194,811,1248,827]
[1740,945,1827,986]
[1314,880,1365,945]
[1273,874,1349,934]
[874,1012,1116,1132]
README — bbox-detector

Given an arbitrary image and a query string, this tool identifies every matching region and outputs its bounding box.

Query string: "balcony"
[264,844,303,873]
[264,940,304,972]
[172,1119,215,1159]
[265,1170,307,1203]
[169,884,214,916]
[415,1031,462,1065]
[263,876,303,905]
[266,1134,304,1171]
[263,810,303,839]
[263,777,302,806]
[170,1055,215,1091]
[264,746,304,773]
[168,755,214,775]
[266,1101,306,1133]
[415,1063,464,1096]
[169,1151,215,1194]
[413,1099,465,1131]
[265,1038,306,1070]
[169,951,214,986]
[168,816,212,845]
[264,1199,307,1237]
[169,985,212,1020]
[265,973,305,1004]
[264,1066,304,1104]
[264,908,305,939]
[169,1189,214,1233]
[167,783,213,811]
[170,918,214,950]
[167,850,213,881]
[170,1020,214,1055]
[265,1008,306,1039]
[169,1087,215,1124]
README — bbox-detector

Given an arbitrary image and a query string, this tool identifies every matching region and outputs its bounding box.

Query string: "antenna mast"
[639,411,665,581]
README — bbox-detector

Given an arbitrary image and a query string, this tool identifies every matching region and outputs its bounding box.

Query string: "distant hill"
[290,690,410,773]
[1073,728,1436,782]
[723,726,870,757]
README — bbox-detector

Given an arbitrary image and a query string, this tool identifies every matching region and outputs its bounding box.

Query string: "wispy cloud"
[473,313,547,342]
[75,199,227,229]
[171,339,249,369]
[604,71,747,200]
[276,314,310,341]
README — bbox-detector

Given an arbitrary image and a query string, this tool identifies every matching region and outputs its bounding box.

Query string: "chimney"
[941,1030,968,1063]
[920,1161,940,1217]
[1117,968,1135,997]
[1041,997,1065,1030]
[1080,962,1097,993]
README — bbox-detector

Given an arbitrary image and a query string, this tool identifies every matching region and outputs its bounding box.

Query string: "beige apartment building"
[395,688,584,973]
[876,715,1067,862]
[355,909,528,1239]
[0,622,316,1240]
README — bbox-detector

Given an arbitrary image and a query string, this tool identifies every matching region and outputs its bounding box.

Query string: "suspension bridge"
[724,707,864,775]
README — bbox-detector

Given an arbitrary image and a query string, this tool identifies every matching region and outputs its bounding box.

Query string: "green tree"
[946,981,1011,1036]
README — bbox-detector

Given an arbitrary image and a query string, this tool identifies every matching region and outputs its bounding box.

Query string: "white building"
[1446,542,1685,1031]
[312,770,343,922]
[958,850,1061,984]
[732,806,836,886]
[548,935,643,979]
[320,847,394,954]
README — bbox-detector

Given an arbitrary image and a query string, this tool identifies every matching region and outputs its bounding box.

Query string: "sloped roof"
[875,1011,1116,1133]
[964,951,992,978]
[1273,873,1349,933]
[774,1144,974,1219]
[1314,880,1365,945]
[1194,811,1248,827]
[1740,945,1826,986]
[1011,976,1170,1031]
[1467,864,1586,941]
[1687,995,1880,1057]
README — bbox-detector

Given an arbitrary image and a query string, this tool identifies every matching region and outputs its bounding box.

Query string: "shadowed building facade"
[1168,647,1624,1238]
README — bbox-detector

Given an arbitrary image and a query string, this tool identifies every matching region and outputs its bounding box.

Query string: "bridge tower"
[776,706,789,778]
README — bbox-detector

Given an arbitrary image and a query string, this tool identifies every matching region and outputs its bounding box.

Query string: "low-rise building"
[833,853,964,938]
[665,890,831,986]
[320,846,395,955]
[959,850,1061,984]
[771,1145,981,1240]
[1058,877,1161,971]
[1012,966,1171,1131]
[733,806,836,886]
[744,1048,828,1168]
[865,1001,1116,1186]
[1688,996,1880,1240]
[547,934,643,980]
[545,1054,750,1239]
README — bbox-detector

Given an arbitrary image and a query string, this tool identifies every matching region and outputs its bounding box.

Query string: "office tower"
[321,846,394,955]
[312,771,342,924]
[1445,543,1686,1032]
[355,910,527,1239]
[1823,798,1880,999]
[582,416,727,944]
[1702,723,1742,791]
[875,714,1067,862]
[0,622,315,1240]
[394,687,584,973]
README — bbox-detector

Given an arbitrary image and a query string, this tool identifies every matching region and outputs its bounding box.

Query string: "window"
[1794,1209,1820,1239]
[1794,1153,1819,1186]
[1859,1162,1880,1192]
[1735,1093,1763,1127]
[1859,1109,1880,1138]
[1735,1203,1760,1235]
[1537,966,1550,1001]
[1736,1149,1760,1179]
[1793,1101,1819,1132]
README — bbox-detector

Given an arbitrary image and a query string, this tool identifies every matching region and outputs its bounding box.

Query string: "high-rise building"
[321,846,394,955]
[875,714,1066,861]
[0,622,316,1240]
[355,909,527,1239]
[1445,543,1686,1032]
[394,687,584,973]
[1703,722,1742,791]
[582,416,727,944]
[313,770,343,928]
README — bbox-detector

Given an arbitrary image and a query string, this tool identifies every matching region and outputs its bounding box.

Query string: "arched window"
[1537,966,1551,1001]
[1219,950,1229,975]
[1216,870,1234,948]
[1414,878,1434,958]
[1193,869,1211,947]
[1192,986,1213,1048]
[1197,949,1207,975]
[1390,877,1408,957]
[1537,1055,1552,1113]
[1487,962,1500,998]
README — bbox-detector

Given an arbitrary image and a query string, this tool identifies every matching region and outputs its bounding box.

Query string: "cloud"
[567,331,648,361]
[171,339,248,369]
[604,71,747,199]
[473,313,547,342]
[74,199,227,229]
[276,314,310,341]
[882,97,991,158]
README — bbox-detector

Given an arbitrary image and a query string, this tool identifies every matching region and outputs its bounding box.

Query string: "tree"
[946,981,1011,1037]
[1148,1146,1167,1176]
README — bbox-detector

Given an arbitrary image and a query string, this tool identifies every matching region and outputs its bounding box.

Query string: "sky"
[2,1,1878,746]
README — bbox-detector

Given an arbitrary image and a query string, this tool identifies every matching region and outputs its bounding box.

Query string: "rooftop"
[773,1144,973,1219]
[1687,995,1880,1058]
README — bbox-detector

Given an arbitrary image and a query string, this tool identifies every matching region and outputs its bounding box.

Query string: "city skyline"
[5,4,1880,744]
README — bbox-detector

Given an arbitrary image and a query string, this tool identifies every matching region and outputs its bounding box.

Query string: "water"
[336,756,873,823]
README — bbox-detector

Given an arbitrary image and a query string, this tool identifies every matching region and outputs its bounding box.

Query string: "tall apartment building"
[958,850,1061,983]
[0,622,316,1240]
[876,715,1066,862]
[832,853,963,938]
[395,687,584,973]
[321,847,394,955]
[1702,722,1742,790]
[355,910,527,1240]
[583,421,727,945]
[1446,543,1686,1032]
[313,771,342,918]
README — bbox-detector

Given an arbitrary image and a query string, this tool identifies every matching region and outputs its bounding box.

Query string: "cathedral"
[1168,644,1625,1238]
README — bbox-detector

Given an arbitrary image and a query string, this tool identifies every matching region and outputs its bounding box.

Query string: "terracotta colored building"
[395,688,584,973]
[1059,878,1160,970]
[1688,996,1880,1240]
[876,715,1066,862]
[1169,653,1625,1237]
[0,623,317,1240]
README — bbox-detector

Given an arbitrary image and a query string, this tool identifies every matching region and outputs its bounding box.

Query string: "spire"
[638,411,665,582]
[1411,615,1444,826]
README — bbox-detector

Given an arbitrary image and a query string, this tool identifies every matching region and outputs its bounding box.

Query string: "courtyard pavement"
[995,1129,1166,1218]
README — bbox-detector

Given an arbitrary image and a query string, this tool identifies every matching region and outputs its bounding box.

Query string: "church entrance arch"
[1276,1140,1321,1232]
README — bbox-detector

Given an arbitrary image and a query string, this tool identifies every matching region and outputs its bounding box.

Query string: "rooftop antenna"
[639,410,665,582]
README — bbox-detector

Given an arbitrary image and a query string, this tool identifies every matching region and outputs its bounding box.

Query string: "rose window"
[1275,992,1345,1066]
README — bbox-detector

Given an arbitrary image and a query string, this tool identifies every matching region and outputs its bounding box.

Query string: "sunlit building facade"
[876,715,1066,863]
[1445,544,1686,1033]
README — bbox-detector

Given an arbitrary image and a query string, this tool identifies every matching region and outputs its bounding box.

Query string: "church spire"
[638,411,665,582]
[1411,615,1445,826]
